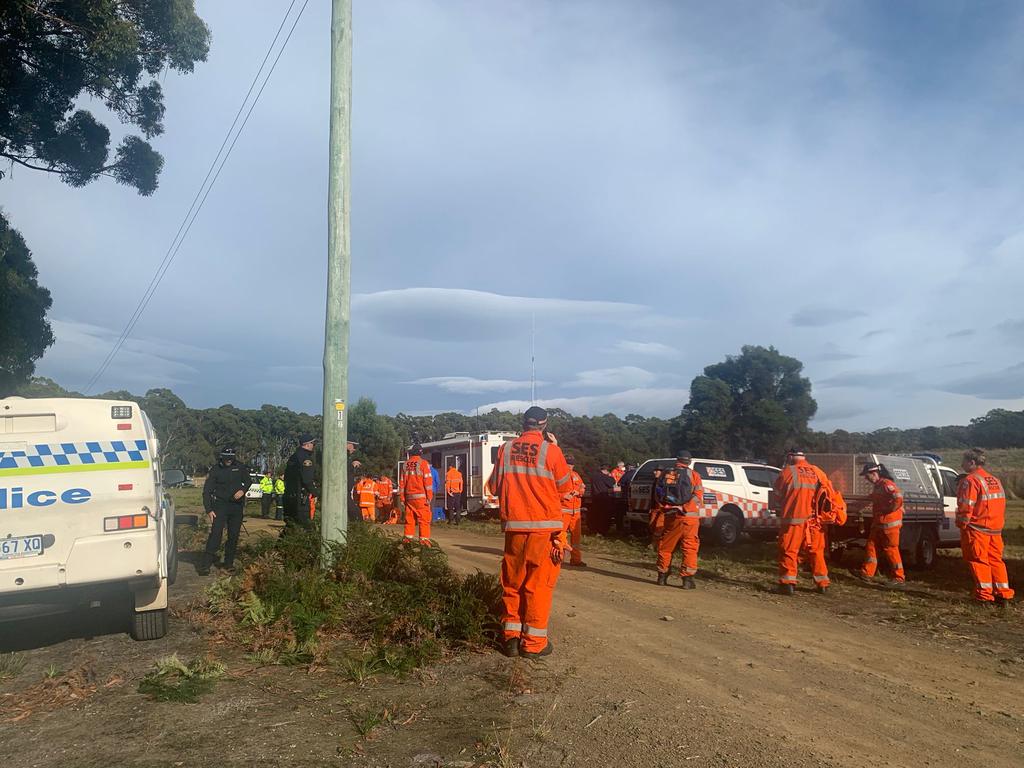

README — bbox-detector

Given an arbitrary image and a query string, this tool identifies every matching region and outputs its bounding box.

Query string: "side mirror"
[162,469,186,487]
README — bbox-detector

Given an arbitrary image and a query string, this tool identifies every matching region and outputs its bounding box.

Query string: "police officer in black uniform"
[199,447,250,575]
[283,434,319,534]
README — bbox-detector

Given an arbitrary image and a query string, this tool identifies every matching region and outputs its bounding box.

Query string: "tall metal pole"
[322,0,352,546]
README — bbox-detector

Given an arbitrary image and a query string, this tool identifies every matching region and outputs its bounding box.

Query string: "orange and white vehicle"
[0,397,175,640]
[398,431,517,516]
[626,457,781,546]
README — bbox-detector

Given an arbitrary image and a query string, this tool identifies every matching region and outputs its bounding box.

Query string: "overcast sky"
[5,0,1024,430]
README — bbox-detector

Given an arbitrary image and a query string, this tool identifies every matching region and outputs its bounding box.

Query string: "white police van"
[0,397,175,640]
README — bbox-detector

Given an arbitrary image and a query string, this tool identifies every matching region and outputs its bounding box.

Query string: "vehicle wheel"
[167,538,179,586]
[130,608,168,641]
[712,511,742,547]
[912,528,938,570]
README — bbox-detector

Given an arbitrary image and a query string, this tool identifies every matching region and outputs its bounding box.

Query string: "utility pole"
[321,0,352,547]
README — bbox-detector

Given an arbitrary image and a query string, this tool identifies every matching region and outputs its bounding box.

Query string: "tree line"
[12,355,1024,482]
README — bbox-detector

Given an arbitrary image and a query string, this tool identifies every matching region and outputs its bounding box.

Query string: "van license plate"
[0,536,44,560]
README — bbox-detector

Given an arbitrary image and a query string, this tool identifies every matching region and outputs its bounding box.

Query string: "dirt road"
[2,521,1021,767]
[431,525,1024,768]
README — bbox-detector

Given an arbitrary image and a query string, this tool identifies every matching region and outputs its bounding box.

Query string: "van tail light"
[118,484,133,491]
[103,515,148,532]
[116,423,132,430]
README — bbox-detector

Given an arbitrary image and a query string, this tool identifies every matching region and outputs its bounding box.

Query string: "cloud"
[996,319,1024,342]
[474,388,689,418]
[353,289,649,342]
[860,329,891,340]
[818,370,919,389]
[791,308,867,327]
[812,403,870,422]
[37,319,218,391]
[947,329,976,339]
[407,376,540,394]
[564,366,658,389]
[613,340,678,357]
[814,342,859,362]
[942,362,1024,399]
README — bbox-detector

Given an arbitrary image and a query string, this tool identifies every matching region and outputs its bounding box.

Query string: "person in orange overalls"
[561,454,586,567]
[773,448,840,595]
[488,406,574,659]
[656,451,703,589]
[957,448,1015,606]
[611,462,626,484]
[401,444,434,545]
[352,475,377,522]
[851,463,906,588]
[375,474,396,524]
[445,463,465,525]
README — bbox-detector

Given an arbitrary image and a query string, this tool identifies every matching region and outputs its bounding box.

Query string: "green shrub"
[138,654,226,703]
[205,525,501,674]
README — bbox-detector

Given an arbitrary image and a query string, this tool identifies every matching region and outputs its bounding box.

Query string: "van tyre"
[712,511,741,547]
[912,528,938,571]
[131,608,168,641]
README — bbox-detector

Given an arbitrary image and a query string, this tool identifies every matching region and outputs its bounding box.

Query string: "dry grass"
[0,666,125,722]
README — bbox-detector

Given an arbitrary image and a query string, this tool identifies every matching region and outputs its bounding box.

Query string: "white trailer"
[0,397,175,640]
[398,431,517,516]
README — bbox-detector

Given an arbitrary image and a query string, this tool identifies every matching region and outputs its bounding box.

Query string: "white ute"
[0,397,176,640]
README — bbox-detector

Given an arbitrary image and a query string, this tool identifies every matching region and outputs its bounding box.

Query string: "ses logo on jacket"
[0,487,92,510]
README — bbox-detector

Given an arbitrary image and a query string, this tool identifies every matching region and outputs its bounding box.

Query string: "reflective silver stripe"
[537,440,550,472]
[995,582,1010,589]
[962,499,977,506]
[977,582,993,588]
[504,622,523,632]
[560,508,573,514]
[865,557,878,564]
[878,520,902,529]
[503,519,564,530]
[892,562,903,570]
[813,575,829,583]
[781,518,808,525]
[969,524,1003,535]
[556,472,572,486]
[522,625,548,637]
[981,493,1005,500]
[407,493,426,499]
[780,575,798,583]
[404,535,417,540]
[504,465,555,479]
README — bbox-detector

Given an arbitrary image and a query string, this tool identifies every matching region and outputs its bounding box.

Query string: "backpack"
[661,468,694,507]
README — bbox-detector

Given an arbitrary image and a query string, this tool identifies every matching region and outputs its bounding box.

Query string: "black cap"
[523,405,548,427]
[676,450,692,462]
[787,447,805,456]
[299,434,315,445]
[410,443,423,455]
[859,462,882,477]
[219,446,236,457]
[565,454,576,464]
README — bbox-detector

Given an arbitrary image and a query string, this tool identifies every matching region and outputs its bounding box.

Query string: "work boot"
[995,595,1011,607]
[656,572,668,586]
[568,560,588,568]
[848,568,872,583]
[195,553,212,576]
[681,576,696,590]
[520,641,554,660]
[501,638,520,658]
[882,579,906,590]
[774,584,795,596]
[815,585,829,595]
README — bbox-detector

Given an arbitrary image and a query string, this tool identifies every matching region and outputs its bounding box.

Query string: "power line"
[82,0,310,394]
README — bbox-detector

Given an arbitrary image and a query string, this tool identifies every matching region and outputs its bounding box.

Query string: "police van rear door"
[0,398,157,595]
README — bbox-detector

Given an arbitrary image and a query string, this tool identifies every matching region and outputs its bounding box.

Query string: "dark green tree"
[348,398,402,477]
[0,0,210,195]
[674,345,817,462]
[0,212,54,394]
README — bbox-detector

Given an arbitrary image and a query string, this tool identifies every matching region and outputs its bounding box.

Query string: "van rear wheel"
[131,608,168,641]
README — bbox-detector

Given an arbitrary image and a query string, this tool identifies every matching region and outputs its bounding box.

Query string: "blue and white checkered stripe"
[0,440,149,470]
